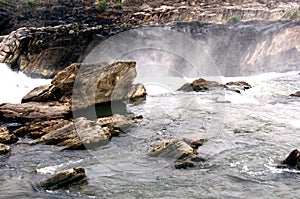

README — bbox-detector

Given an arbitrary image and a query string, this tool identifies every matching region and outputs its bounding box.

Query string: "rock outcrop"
[178,78,252,93]
[22,61,147,110]
[0,143,11,155]
[281,149,300,169]
[178,78,225,92]
[0,102,71,124]
[0,24,105,78]
[40,167,87,190]
[290,91,300,97]
[36,114,139,150]
[0,126,18,144]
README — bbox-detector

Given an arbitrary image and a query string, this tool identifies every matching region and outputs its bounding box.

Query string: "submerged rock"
[22,61,147,110]
[0,143,11,155]
[0,126,18,144]
[290,91,300,97]
[281,149,300,169]
[40,167,87,190]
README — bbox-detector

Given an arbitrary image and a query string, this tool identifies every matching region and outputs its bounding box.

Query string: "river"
[0,63,299,198]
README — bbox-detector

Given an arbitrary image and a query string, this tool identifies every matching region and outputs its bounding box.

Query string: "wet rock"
[13,119,70,138]
[0,102,71,124]
[281,149,300,169]
[225,81,252,93]
[178,78,225,92]
[290,91,300,97]
[0,126,18,144]
[40,117,111,150]
[22,61,147,110]
[149,139,195,159]
[174,161,195,169]
[40,167,87,190]
[0,143,11,155]
[127,83,147,99]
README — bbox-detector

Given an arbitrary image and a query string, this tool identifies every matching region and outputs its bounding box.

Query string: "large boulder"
[40,167,87,190]
[0,102,71,124]
[22,62,147,110]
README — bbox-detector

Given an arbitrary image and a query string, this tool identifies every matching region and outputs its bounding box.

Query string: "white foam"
[0,63,51,103]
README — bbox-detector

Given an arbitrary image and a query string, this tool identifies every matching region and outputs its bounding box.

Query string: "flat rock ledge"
[40,167,87,190]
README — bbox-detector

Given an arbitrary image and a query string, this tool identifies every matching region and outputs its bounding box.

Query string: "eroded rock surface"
[0,126,18,144]
[40,167,87,190]
[0,102,71,124]
[0,143,11,155]
[22,61,147,110]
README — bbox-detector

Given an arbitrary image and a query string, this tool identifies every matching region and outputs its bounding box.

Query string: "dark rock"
[0,143,11,155]
[40,167,87,190]
[0,24,104,78]
[178,78,225,92]
[225,81,252,93]
[0,126,18,144]
[281,149,300,169]
[174,161,195,169]
[0,102,71,124]
[290,91,300,97]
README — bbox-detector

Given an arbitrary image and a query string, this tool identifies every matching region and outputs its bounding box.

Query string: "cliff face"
[0,0,299,35]
[169,20,300,76]
[0,0,299,77]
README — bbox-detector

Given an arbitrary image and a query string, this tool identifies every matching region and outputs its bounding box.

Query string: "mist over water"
[0,63,51,104]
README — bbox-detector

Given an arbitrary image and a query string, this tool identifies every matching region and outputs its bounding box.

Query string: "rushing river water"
[0,63,300,198]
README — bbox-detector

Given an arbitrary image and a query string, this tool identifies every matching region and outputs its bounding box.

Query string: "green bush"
[97,1,109,12]
[227,15,242,24]
[114,2,123,10]
[290,11,300,20]
[23,0,36,8]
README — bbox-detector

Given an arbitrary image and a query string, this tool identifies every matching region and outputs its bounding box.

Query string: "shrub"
[227,15,242,24]
[290,11,300,20]
[97,1,109,12]
[114,2,123,10]
[23,0,36,8]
